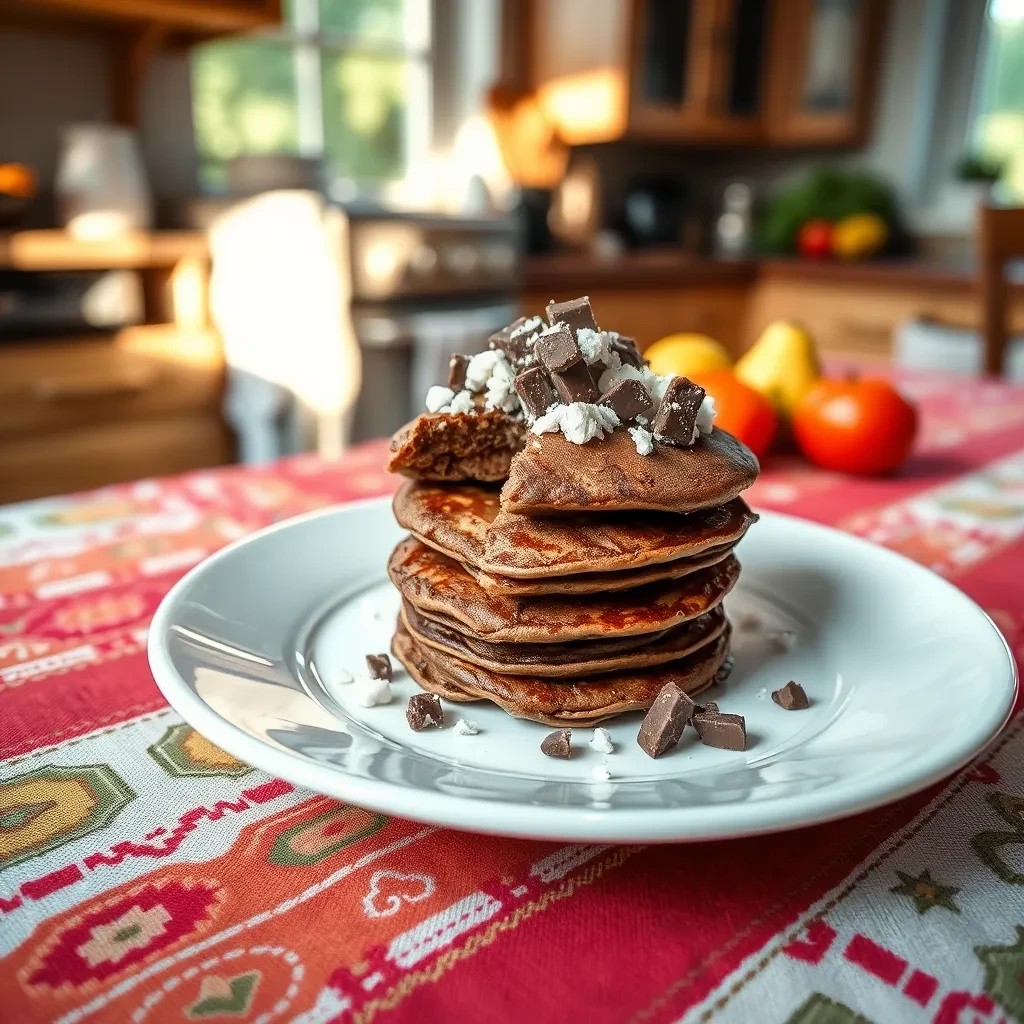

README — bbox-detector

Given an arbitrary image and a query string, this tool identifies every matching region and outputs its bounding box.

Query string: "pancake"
[393,479,757,578]
[501,426,759,515]
[463,543,733,596]
[388,536,740,643]
[388,410,527,483]
[402,601,726,677]
[392,623,730,726]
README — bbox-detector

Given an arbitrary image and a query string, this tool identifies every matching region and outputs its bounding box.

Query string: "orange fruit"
[692,370,777,461]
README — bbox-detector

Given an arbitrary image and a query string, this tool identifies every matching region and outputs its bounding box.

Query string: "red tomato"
[693,370,777,461]
[797,218,834,259]
[792,377,918,475]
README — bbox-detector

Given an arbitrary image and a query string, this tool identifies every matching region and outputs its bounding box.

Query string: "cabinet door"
[765,0,885,146]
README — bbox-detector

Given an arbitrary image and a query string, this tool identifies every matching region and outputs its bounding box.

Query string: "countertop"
[522,250,989,292]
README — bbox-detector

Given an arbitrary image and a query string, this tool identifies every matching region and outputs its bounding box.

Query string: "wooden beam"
[109,23,166,128]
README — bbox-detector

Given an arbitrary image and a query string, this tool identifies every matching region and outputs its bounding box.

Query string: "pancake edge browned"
[392,624,728,727]
[401,601,727,677]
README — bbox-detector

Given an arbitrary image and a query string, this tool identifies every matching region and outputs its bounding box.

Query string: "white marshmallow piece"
[425,385,454,413]
[355,676,392,707]
[628,425,654,456]
[589,727,614,754]
[454,719,480,736]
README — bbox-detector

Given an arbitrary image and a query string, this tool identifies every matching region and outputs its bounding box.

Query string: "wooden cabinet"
[513,0,884,148]
[6,0,281,33]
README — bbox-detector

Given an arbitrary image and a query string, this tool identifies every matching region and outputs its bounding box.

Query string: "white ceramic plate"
[149,497,1016,843]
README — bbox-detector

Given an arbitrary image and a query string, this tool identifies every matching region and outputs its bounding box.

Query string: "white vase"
[55,124,152,239]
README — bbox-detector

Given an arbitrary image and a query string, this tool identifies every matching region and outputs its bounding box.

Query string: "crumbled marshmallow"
[756,687,767,700]
[511,315,544,339]
[465,350,504,391]
[445,389,475,415]
[454,719,480,736]
[355,676,392,707]
[484,356,521,414]
[629,425,655,456]
[576,328,614,367]
[590,764,612,781]
[425,385,455,413]
[531,402,619,444]
[589,727,614,754]
[696,395,717,435]
[598,362,715,438]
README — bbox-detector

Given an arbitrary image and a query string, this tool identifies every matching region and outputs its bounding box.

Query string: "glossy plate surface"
[149,498,1017,842]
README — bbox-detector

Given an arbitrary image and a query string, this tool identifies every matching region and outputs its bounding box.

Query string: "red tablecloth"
[2,370,1024,1024]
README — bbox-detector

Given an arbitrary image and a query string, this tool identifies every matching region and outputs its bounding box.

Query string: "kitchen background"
[0,0,1021,503]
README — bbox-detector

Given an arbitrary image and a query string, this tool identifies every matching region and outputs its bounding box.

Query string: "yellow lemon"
[832,213,888,260]
[644,334,732,378]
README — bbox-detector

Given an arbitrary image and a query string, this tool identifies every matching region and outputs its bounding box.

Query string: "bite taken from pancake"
[385,295,761,757]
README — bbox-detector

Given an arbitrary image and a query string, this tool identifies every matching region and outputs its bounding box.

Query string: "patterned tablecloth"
[3,370,1024,1024]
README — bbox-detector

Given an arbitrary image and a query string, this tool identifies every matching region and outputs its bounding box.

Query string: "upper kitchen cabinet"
[508,0,884,148]
[764,0,886,146]
[3,0,281,34]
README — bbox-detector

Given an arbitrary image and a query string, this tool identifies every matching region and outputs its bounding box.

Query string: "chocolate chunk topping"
[488,318,530,361]
[714,654,735,685]
[536,323,583,373]
[772,680,809,710]
[406,692,444,730]
[652,376,706,447]
[366,653,392,681]
[552,362,600,404]
[514,365,556,418]
[695,700,719,715]
[541,728,572,758]
[448,353,469,391]
[546,295,598,334]
[693,709,747,750]
[609,333,644,368]
[637,682,695,758]
[599,379,653,422]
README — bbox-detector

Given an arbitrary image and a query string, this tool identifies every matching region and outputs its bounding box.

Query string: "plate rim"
[148,497,1019,843]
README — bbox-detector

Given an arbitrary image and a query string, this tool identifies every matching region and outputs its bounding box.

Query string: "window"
[191,0,432,194]
[971,0,1024,198]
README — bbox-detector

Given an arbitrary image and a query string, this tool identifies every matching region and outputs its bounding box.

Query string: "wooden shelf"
[0,230,208,272]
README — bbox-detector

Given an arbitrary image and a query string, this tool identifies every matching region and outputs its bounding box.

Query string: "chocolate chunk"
[693,709,747,751]
[552,362,599,404]
[514,365,556,418]
[546,295,598,334]
[714,654,735,685]
[448,353,470,391]
[536,323,583,373]
[637,682,695,758]
[652,376,706,447]
[406,692,444,730]
[541,728,572,758]
[488,317,530,361]
[366,653,392,681]
[599,379,653,422]
[695,700,719,715]
[772,680,809,710]
[609,332,645,368]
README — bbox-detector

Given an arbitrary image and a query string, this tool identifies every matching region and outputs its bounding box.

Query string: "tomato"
[797,218,834,259]
[792,377,918,475]
[693,370,777,461]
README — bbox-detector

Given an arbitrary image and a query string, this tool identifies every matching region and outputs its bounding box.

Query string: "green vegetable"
[954,152,1004,183]
[758,168,899,254]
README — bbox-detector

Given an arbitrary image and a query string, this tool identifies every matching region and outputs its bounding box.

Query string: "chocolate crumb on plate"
[406,692,444,730]
[652,376,706,447]
[448,353,470,391]
[600,379,652,422]
[692,708,747,751]
[772,680,809,710]
[366,653,392,681]
[637,682,695,758]
[541,728,572,758]
[546,295,598,334]
[514,365,556,418]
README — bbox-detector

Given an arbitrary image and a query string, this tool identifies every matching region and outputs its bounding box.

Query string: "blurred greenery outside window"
[191,0,431,194]
[971,0,1024,198]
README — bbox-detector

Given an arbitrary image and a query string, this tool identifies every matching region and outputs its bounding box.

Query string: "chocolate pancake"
[402,601,726,677]
[501,427,759,515]
[393,480,757,578]
[463,543,733,596]
[388,410,526,483]
[392,623,730,726]
[388,536,740,643]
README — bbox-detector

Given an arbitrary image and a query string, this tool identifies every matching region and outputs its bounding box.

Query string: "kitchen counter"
[523,250,988,292]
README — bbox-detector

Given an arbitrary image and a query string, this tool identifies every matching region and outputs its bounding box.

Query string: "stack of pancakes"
[389,429,759,726]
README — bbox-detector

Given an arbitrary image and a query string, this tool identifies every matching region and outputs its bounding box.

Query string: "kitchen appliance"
[623,177,690,247]
[347,210,521,442]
